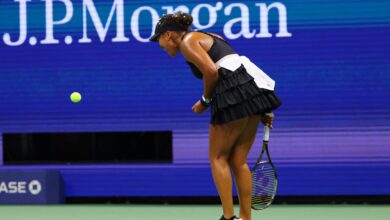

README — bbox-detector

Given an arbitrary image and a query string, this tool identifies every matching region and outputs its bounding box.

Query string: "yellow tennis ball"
[70,92,82,103]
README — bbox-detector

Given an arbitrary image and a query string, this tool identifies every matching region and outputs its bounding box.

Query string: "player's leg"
[229,114,263,220]
[209,117,249,219]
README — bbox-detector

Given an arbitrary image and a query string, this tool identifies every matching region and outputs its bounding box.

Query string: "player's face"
[158,32,179,57]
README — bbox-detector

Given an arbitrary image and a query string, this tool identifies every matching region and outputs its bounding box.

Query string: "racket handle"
[263,126,270,141]
[263,113,272,141]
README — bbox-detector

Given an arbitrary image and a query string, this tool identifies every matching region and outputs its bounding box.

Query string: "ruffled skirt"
[210,65,282,124]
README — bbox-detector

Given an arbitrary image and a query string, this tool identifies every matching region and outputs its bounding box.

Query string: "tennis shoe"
[219,215,243,220]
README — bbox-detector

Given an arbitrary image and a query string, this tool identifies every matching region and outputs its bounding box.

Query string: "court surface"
[0,204,389,220]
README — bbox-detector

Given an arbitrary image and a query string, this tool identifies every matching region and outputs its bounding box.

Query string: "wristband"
[200,95,212,107]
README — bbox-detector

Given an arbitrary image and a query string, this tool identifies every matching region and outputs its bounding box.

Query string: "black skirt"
[210,65,282,124]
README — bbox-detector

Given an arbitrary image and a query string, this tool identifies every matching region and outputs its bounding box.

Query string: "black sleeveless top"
[182,31,237,79]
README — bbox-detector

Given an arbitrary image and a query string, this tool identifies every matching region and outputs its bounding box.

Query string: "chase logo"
[0,180,42,196]
[28,180,42,195]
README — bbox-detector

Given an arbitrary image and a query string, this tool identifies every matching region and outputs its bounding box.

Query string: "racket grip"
[263,126,270,141]
[263,113,272,141]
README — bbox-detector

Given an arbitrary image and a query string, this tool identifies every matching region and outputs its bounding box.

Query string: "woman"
[150,12,282,220]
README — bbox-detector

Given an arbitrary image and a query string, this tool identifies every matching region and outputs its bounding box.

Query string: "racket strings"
[251,162,276,208]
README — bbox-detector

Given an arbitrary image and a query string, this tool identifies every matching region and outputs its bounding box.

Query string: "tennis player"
[150,12,282,220]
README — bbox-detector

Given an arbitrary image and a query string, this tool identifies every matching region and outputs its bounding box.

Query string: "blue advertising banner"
[0,170,64,204]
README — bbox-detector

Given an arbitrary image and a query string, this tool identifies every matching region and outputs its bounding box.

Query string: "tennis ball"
[70,92,82,103]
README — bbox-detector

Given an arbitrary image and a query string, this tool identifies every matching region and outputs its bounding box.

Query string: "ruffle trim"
[210,66,282,124]
[216,65,254,94]
[211,89,282,124]
[212,80,262,111]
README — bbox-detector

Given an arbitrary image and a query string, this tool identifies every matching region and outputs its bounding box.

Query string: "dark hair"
[150,12,193,41]
[159,12,193,32]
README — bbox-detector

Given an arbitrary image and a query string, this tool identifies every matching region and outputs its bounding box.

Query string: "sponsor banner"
[0,170,64,204]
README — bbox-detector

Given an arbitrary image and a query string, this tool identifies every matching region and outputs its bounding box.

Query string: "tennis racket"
[251,124,278,210]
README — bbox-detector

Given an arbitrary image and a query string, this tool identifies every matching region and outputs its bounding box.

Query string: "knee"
[209,153,230,166]
[228,156,247,172]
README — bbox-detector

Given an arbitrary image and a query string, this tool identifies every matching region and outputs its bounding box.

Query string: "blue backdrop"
[0,0,389,197]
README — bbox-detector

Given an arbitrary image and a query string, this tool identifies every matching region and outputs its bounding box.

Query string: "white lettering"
[2,0,30,46]
[256,2,292,38]
[8,182,18,193]
[131,6,159,43]
[2,1,292,46]
[18,182,27,193]
[223,3,256,39]
[0,182,8,193]
[0,181,28,194]
[41,0,73,44]
[192,2,223,30]
[79,0,129,43]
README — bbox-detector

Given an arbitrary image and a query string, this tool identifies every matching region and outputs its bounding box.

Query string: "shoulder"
[179,32,204,52]
[179,32,218,69]
[181,31,206,43]
[180,31,220,50]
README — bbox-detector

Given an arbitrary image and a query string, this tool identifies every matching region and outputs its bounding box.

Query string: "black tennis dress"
[183,31,282,124]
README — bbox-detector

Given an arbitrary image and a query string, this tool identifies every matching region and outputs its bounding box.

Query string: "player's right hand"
[262,112,274,129]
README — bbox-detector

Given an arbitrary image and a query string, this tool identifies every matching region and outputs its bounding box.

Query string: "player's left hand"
[192,100,208,114]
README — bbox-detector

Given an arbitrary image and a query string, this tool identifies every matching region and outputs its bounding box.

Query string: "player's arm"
[180,36,218,99]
